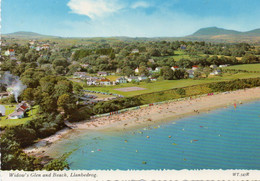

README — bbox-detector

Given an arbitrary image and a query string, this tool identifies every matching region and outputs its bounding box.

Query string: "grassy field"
[0,105,39,128]
[222,63,260,71]
[84,72,260,97]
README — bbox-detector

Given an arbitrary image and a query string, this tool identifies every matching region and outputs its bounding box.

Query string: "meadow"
[222,63,260,71]
[84,72,260,97]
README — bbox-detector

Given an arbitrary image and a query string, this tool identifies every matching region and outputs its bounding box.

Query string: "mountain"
[191,27,260,36]
[3,31,59,39]
[192,27,241,36]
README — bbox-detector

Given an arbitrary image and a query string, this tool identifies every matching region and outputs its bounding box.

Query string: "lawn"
[222,63,260,71]
[84,72,260,97]
[0,105,39,128]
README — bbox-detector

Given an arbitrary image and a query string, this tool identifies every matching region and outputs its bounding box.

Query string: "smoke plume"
[0,71,27,102]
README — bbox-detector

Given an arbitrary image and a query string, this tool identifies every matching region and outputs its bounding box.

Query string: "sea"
[48,100,260,170]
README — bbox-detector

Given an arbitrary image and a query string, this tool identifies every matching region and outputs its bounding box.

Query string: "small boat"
[97,149,101,151]
[193,140,198,141]
[172,143,177,145]
[200,126,203,128]
[168,136,172,138]
[146,136,150,138]
[124,140,128,143]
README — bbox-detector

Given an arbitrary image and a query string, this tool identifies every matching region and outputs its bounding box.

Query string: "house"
[127,76,139,82]
[116,77,127,84]
[155,67,162,72]
[99,78,111,86]
[97,71,108,76]
[131,49,139,54]
[138,75,148,81]
[147,68,153,72]
[36,46,41,51]
[80,63,89,68]
[5,49,15,56]
[87,79,99,86]
[135,68,139,73]
[171,66,179,71]
[116,68,122,73]
[8,101,30,119]
[148,59,155,64]
[180,45,187,50]
[0,92,10,99]
[100,55,108,59]
[74,72,87,78]
[186,69,194,78]
[219,64,228,68]
[42,44,50,50]
[210,65,217,69]
[150,77,157,81]
[192,65,199,70]
[10,57,17,61]
[210,69,221,76]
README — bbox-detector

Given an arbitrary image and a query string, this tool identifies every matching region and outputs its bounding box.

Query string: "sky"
[1,0,260,37]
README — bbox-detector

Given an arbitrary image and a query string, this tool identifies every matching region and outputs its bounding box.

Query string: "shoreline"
[24,87,260,157]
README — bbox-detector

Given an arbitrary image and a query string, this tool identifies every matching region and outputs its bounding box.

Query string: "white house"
[74,72,87,78]
[97,71,108,76]
[192,65,199,70]
[87,79,99,86]
[131,49,139,54]
[150,77,157,81]
[5,49,15,56]
[99,78,111,86]
[80,64,89,68]
[219,64,228,68]
[127,76,139,82]
[147,68,153,73]
[8,101,30,119]
[186,69,194,78]
[116,77,128,84]
[100,55,108,59]
[148,59,155,64]
[36,46,41,51]
[210,69,222,76]
[171,66,179,71]
[155,67,162,72]
[135,68,139,73]
[138,76,148,81]
[210,65,217,69]
[116,68,122,73]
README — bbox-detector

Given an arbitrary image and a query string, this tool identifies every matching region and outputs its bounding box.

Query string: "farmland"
[222,63,260,71]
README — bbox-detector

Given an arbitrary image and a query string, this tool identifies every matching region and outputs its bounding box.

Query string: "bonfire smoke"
[0,71,27,102]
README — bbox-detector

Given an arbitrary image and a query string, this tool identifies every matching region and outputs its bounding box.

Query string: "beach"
[24,87,260,157]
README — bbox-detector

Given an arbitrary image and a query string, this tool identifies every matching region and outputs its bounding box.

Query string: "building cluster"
[29,40,51,51]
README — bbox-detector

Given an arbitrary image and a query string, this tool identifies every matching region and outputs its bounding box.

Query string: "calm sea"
[51,100,260,170]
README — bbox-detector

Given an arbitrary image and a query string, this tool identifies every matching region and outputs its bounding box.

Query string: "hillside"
[2,31,59,39]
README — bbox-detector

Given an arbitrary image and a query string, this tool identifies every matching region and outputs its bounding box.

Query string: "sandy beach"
[24,87,260,157]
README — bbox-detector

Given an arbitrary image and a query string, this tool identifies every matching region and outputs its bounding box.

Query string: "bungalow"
[116,68,122,73]
[155,67,162,72]
[100,55,108,59]
[210,65,217,69]
[147,68,153,73]
[42,44,50,50]
[138,75,148,81]
[87,79,99,86]
[135,68,139,73]
[171,66,179,71]
[116,77,128,84]
[131,49,139,54]
[127,76,139,82]
[0,92,9,99]
[97,71,108,76]
[99,78,111,86]
[74,72,87,78]
[36,46,41,51]
[186,69,195,78]
[148,59,155,64]
[80,63,89,68]
[192,65,199,70]
[5,49,15,56]
[150,77,157,81]
[219,64,228,68]
[8,101,30,119]
[210,69,221,76]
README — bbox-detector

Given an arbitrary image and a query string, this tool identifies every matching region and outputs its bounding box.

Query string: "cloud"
[67,0,124,19]
[131,1,150,9]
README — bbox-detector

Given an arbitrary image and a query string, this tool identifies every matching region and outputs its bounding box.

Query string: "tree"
[139,66,149,76]
[22,88,35,103]
[161,66,173,80]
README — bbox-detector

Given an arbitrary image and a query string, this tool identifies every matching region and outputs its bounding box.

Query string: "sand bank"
[24,87,260,157]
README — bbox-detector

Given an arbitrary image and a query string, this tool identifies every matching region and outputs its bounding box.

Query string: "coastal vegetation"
[1,36,260,171]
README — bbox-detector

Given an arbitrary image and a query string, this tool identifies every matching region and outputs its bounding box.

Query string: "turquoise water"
[66,101,260,170]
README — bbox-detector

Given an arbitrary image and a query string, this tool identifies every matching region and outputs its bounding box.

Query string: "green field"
[222,63,260,71]
[0,105,39,128]
[84,72,260,97]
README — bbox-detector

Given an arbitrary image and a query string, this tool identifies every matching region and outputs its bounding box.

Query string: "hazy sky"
[2,0,260,37]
